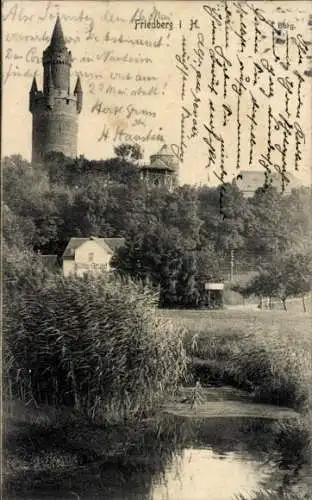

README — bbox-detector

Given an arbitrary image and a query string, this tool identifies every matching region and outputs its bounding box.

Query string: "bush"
[4,273,187,422]
[226,327,312,411]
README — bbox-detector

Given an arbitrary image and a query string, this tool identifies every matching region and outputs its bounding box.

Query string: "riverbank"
[163,307,312,412]
[163,386,300,419]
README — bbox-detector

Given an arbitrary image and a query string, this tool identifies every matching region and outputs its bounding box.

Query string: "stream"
[6,414,312,499]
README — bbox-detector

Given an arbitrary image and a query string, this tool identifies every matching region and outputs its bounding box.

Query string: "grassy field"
[161,296,312,339]
[163,308,311,338]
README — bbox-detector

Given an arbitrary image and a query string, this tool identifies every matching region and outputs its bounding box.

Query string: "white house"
[62,236,125,277]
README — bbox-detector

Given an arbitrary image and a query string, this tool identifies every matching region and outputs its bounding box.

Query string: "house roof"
[235,170,301,195]
[62,237,125,258]
[142,158,175,172]
[237,171,265,188]
[103,237,126,251]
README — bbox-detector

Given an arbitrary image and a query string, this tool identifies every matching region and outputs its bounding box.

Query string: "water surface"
[152,447,273,500]
[6,415,311,499]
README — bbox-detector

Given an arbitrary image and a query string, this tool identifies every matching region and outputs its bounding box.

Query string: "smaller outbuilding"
[201,282,224,309]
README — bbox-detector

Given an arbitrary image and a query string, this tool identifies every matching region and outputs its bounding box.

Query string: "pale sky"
[2,1,312,186]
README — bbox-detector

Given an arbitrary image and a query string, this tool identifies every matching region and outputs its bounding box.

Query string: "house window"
[88,252,94,262]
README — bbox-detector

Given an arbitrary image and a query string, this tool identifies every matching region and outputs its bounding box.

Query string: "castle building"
[234,170,301,198]
[29,16,82,163]
[140,145,179,190]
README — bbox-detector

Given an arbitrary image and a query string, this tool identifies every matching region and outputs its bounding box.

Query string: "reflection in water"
[5,415,311,499]
[152,448,272,500]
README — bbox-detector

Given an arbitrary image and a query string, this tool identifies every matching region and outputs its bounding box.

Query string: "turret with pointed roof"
[74,75,83,114]
[150,144,179,171]
[29,16,82,163]
[30,76,38,94]
[29,76,38,113]
[140,144,179,190]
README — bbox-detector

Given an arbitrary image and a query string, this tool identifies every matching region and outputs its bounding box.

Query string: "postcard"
[3,1,312,499]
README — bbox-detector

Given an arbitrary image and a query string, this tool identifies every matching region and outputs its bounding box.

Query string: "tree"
[176,252,199,307]
[195,246,223,282]
[112,225,187,307]
[282,188,312,254]
[232,270,277,308]
[246,186,289,259]
[279,252,312,312]
[114,143,143,163]
[112,224,226,308]
[197,184,250,254]
[152,185,203,250]
[3,155,72,253]
[68,178,149,240]
[236,251,312,311]
[3,205,36,249]
[43,151,74,184]
[3,155,50,215]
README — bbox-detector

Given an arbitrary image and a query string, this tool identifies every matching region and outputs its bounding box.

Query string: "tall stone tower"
[29,16,82,163]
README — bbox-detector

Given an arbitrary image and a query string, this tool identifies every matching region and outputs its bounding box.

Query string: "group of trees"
[233,252,312,311]
[3,145,312,308]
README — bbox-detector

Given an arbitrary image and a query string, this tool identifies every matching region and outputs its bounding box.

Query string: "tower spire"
[50,15,66,51]
[74,75,83,113]
[29,75,38,112]
[30,75,38,94]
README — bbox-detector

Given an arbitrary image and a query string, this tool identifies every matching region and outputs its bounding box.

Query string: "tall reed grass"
[4,273,187,422]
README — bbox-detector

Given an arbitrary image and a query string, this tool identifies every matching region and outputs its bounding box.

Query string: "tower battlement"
[29,16,82,163]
